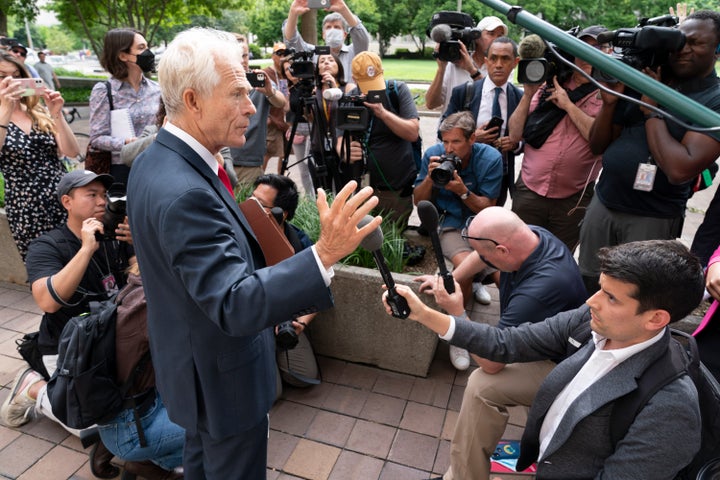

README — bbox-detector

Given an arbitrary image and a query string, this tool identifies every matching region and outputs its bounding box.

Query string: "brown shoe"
[123,461,183,480]
[89,440,119,478]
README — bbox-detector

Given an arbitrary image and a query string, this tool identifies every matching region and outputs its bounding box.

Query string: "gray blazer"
[452,305,701,479]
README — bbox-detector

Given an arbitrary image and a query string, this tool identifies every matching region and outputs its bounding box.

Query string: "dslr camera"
[95,183,127,241]
[593,15,684,82]
[276,320,299,350]
[431,153,462,186]
[427,11,481,63]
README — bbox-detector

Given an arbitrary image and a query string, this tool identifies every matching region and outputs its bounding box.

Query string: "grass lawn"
[381,58,437,82]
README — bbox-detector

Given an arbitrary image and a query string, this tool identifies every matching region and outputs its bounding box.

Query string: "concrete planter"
[0,209,27,284]
[308,264,439,377]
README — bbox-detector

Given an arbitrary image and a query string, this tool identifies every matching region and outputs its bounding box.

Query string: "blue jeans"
[98,392,184,470]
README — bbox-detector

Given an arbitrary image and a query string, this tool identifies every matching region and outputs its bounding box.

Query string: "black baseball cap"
[57,170,114,202]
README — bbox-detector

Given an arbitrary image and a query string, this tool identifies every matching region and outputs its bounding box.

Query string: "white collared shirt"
[477,79,510,128]
[537,329,665,460]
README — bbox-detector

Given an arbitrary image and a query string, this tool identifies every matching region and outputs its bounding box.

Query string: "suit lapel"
[154,129,258,245]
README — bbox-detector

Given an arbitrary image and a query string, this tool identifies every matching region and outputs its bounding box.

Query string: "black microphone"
[271,207,284,225]
[359,216,410,319]
[416,200,455,294]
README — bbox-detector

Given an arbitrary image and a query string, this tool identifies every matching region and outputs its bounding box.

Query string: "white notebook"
[110,108,135,139]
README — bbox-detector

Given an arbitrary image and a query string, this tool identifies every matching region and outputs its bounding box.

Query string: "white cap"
[477,16,508,36]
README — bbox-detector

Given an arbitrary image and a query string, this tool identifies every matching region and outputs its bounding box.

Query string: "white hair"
[158,28,243,118]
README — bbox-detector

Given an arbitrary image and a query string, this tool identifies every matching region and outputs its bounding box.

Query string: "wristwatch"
[460,190,470,200]
[470,70,482,79]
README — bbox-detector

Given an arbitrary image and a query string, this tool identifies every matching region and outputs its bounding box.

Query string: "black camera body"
[593,16,684,83]
[427,11,481,63]
[276,320,299,350]
[337,94,370,131]
[431,153,463,186]
[287,46,331,80]
[95,183,127,241]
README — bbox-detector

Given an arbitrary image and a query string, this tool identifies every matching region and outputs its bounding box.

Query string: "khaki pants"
[444,360,556,480]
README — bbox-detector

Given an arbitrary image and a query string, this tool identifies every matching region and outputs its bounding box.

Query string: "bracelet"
[0,124,7,129]
[470,70,482,79]
[645,112,664,121]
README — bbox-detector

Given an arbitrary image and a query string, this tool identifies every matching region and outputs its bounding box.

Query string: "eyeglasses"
[460,215,500,245]
[11,49,26,57]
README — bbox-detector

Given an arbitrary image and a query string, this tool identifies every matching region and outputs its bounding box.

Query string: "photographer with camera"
[1,170,135,476]
[441,37,522,207]
[283,0,370,84]
[250,174,322,396]
[426,15,508,116]
[579,10,720,295]
[507,26,608,252]
[341,51,420,225]
[413,111,502,370]
[230,38,286,189]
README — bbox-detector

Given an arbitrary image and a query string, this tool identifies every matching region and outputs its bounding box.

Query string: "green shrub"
[59,86,93,103]
[249,44,262,60]
[54,68,106,79]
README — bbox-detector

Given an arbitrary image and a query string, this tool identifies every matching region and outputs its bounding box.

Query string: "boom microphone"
[416,201,455,294]
[518,34,547,59]
[430,24,453,43]
[359,216,411,319]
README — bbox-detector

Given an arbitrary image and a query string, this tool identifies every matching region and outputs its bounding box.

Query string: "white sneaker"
[449,345,470,371]
[473,282,492,305]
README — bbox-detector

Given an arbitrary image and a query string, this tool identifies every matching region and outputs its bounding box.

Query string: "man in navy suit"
[127,28,381,479]
[441,37,523,207]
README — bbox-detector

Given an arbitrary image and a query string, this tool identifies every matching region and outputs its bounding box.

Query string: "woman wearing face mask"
[89,28,161,185]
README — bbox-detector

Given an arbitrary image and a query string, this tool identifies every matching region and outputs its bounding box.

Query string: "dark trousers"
[183,414,268,480]
[692,187,720,267]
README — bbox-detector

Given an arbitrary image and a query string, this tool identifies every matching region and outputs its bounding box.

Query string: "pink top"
[520,79,603,199]
[694,244,720,336]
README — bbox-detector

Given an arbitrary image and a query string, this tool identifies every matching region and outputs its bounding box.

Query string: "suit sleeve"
[159,187,332,337]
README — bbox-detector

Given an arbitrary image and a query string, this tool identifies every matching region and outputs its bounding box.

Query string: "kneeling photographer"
[340,51,420,227]
[413,112,502,369]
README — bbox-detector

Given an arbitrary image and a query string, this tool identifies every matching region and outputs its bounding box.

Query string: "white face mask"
[325,29,345,49]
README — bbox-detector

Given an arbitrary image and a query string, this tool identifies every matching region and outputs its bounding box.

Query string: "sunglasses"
[11,49,26,57]
[460,215,500,245]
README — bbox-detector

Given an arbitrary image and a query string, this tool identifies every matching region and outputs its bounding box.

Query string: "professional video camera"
[593,15,684,81]
[95,183,126,241]
[283,45,331,80]
[427,11,481,63]
[517,27,580,85]
[431,153,462,186]
[335,90,387,131]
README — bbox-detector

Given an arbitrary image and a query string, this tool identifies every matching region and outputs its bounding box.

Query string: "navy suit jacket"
[127,129,333,439]
[441,78,524,204]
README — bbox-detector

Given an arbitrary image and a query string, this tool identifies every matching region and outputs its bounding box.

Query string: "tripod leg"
[281,121,299,175]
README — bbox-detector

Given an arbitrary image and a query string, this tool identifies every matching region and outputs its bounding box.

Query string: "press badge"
[633,158,657,192]
[102,273,118,294]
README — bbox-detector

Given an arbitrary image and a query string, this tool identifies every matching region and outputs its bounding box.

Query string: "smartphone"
[18,78,46,97]
[246,71,266,88]
[486,115,503,131]
[308,0,330,8]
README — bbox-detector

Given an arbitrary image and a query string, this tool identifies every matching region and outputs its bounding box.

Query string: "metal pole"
[480,0,720,138]
[24,19,34,50]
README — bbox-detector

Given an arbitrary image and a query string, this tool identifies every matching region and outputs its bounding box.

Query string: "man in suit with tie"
[387,238,702,480]
[127,28,381,479]
[441,37,523,207]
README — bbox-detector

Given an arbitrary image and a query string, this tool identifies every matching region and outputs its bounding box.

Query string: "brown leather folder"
[239,197,294,266]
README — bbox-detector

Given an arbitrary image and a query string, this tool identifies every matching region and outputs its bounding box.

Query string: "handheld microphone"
[323,87,343,101]
[430,24,452,43]
[416,200,455,294]
[359,216,411,319]
[518,34,547,59]
[271,207,284,225]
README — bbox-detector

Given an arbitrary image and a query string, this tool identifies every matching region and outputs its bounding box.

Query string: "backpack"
[45,298,151,431]
[609,329,720,480]
[386,79,423,171]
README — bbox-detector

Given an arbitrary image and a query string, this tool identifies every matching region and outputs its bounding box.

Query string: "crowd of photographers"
[1,0,720,478]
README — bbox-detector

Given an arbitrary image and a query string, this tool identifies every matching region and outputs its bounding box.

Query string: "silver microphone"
[323,88,343,101]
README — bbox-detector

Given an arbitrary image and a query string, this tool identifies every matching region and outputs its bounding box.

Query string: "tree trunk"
[0,10,7,36]
[300,10,317,45]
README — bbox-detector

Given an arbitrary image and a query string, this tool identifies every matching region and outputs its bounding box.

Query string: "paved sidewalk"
[0,279,534,480]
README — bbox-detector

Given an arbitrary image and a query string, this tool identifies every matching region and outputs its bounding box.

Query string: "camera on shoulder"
[427,11,481,63]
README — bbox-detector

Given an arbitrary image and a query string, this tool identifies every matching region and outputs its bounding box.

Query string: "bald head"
[467,207,539,271]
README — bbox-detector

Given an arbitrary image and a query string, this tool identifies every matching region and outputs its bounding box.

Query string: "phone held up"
[308,0,330,8]
[18,78,46,97]
[246,71,266,88]
[486,115,503,131]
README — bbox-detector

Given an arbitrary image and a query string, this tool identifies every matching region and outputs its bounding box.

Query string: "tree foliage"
[49,0,244,56]
[0,0,39,37]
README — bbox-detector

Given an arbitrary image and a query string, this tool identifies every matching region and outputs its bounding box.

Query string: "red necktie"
[217,164,234,195]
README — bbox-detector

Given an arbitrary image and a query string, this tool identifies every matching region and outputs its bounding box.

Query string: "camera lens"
[276,321,299,350]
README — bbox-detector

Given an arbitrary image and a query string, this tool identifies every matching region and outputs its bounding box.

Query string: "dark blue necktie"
[492,87,502,119]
